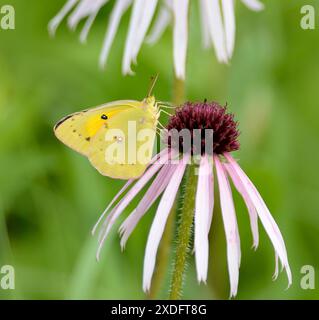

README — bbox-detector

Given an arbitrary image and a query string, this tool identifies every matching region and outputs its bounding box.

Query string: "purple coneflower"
[49,0,264,79]
[93,101,291,297]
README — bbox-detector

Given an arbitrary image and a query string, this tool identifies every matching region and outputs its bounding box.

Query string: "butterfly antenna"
[147,73,159,97]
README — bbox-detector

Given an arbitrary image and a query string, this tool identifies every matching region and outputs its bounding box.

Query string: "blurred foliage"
[0,0,319,299]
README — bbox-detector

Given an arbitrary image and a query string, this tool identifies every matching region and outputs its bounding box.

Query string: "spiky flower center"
[166,101,240,155]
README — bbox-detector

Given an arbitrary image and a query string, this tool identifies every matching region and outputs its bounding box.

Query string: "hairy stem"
[169,164,197,300]
[147,76,185,299]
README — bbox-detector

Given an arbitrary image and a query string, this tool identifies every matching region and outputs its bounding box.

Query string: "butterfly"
[54,77,168,180]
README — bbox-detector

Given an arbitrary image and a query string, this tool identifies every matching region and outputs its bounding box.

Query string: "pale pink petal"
[145,3,171,44]
[203,0,228,63]
[225,163,259,249]
[221,0,235,59]
[215,155,240,297]
[207,157,214,232]
[143,153,190,292]
[172,0,189,79]
[91,179,133,236]
[224,153,292,286]
[241,0,264,11]
[119,164,176,249]
[195,155,214,283]
[48,0,79,36]
[99,0,132,68]
[96,151,170,260]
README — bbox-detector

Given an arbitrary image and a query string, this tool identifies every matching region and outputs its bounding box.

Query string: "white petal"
[122,0,158,74]
[203,0,228,63]
[48,0,79,36]
[99,0,132,68]
[241,0,264,11]
[119,164,175,249]
[143,153,189,292]
[215,155,240,297]
[225,163,259,249]
[199,0,211,49]
[172,0,189,79]
[224,153,292,287]
[68,0,108,30]
[195,155,214,283]
[221,0,235,59]
[79,10,99,43]
[145,4,171,44]
[132,0,159,59]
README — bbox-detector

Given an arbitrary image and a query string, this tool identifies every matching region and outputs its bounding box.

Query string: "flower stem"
[169,164,197,300]
[147,76,185,299]
[173,77,186,107]
[208,189,228,299]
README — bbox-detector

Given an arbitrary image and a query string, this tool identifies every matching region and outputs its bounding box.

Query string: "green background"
[0,0,318,299]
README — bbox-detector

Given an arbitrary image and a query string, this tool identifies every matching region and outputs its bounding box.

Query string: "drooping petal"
[48,0,79,36]
[199,0,211,49]
[92,179,133,236]
[92,149,169,236]
[122,0,158,74]
[145,2,171,44]
[225,163,259,249]
[67,0,108,31]
[96,151,171,260]
[224,153,292,287]
[143,153,190,292]
[119,164,176,249]
[195,155,214,283]
[172,0,189,79]
[203,0,228,63]
[241,0,264,11]
[207,157,214,232]
[79,9,100,43]
[132,0,158,59]
[221,0,235,59]
[99,0,132,68]
[215,155,240,297]
[273,253,279,281]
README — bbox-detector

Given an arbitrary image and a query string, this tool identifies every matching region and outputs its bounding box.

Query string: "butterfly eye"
[101,114,108,120]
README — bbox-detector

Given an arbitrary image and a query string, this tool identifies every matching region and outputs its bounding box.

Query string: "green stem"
[147,76,185,299]
[169,164,197,300]
[207,188,228,299]
[173,77,186,106]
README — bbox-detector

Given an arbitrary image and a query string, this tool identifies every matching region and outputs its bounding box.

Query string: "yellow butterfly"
[54,77,164,180]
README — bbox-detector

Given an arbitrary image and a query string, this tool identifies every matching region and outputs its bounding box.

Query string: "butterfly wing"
[88,107,157,179]
[54,100,139,156]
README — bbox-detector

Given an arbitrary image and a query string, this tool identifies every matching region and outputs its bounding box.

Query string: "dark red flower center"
[166,101,240,155]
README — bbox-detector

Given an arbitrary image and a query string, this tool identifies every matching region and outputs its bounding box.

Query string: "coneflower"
[49,0,264,79]
[92,101,292,297]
